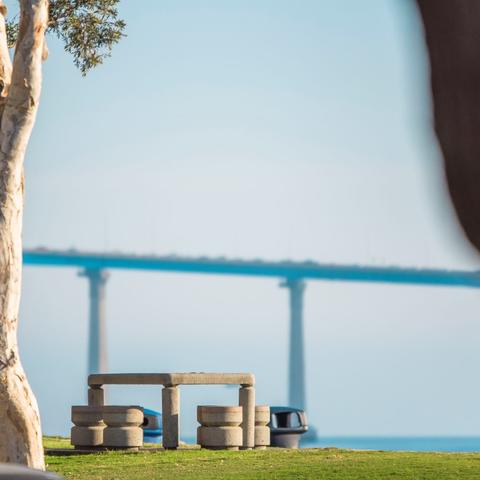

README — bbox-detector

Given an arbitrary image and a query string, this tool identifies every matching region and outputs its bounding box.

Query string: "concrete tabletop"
[88,372,255,387]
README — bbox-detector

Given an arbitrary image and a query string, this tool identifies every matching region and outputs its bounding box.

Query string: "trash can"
[269,406,308,448]
[142,408,162,444]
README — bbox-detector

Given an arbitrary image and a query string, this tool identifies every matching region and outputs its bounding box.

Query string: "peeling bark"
[0,0,48,470]
[417,0,480,253]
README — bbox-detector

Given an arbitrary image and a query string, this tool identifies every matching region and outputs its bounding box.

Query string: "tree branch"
[0,0,48,160]
[0,1,12,112]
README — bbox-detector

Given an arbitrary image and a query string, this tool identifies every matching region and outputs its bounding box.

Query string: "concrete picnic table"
[87,372,256,449]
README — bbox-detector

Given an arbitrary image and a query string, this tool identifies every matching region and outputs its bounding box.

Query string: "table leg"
[239,385,255,449]
[162,386,180,449]
[88,386,104,406]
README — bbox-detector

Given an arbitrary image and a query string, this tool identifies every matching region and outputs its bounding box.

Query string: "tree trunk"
[0,0,48,469]
[416,0,480,253]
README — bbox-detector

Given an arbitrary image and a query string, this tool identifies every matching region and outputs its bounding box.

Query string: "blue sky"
[10,0,480,437]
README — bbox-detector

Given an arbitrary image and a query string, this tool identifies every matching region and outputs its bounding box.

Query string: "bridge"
[23,248,480,415]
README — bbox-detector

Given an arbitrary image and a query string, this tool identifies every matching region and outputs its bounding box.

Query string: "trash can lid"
[144,408,162,417]
[270,406,305,414]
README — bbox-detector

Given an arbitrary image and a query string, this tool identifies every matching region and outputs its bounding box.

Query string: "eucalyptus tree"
[0,0,124,469]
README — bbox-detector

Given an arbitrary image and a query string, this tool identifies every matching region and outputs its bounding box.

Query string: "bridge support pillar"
[281,278,306,411]
[80,268,109,374]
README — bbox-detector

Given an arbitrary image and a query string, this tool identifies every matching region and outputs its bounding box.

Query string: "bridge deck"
[23,249,480,288]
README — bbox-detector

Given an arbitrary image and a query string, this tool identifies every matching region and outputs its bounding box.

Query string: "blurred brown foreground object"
[417,0,480,252]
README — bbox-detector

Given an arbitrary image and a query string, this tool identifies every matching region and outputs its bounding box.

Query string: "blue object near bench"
[142,408,162,444]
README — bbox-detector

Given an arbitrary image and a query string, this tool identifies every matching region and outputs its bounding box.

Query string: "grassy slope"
[44,437,480,480]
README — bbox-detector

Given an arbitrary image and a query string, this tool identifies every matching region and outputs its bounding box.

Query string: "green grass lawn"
[44,437,480,480]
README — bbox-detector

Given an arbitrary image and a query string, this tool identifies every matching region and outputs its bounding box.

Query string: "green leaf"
[7,0,126,76]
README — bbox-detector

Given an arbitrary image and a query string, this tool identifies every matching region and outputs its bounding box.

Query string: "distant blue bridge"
[23,248,480,414]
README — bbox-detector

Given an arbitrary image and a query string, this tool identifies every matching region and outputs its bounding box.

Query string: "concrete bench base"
[197,426,243,450]
[71,406,105,449]
[71,405,144,449]
[71,426,104,447]
[103,406,144,449]
[255,405,270,449]
[197,406,243,450]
